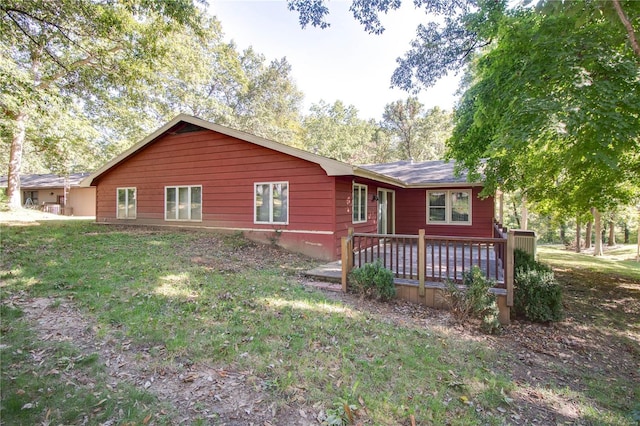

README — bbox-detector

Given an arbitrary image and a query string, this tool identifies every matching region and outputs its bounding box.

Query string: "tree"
[381,99,453,162]
[89,25,305,152]
[1,0,203,209]
[288,0,639,86]
[447,5,640,227]
[226,53,304,145]
[381,98,423,161]
[419,107,453,160]
[301,100,376,162]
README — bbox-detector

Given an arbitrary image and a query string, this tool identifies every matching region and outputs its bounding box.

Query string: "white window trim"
[352,183,368,224]
[254,181,289,225]
[116,187,136,219]
[426,189,472,225]
[164,185,203,222]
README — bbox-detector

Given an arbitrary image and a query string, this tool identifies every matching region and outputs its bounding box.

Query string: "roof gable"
[81,114,357,187]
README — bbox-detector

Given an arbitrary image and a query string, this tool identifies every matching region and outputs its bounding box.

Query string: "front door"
[377,189,395,234]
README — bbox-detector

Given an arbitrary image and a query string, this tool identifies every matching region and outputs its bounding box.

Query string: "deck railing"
[341,228,515,307]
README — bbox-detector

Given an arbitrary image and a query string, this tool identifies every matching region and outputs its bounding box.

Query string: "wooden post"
[341,228,355,292]
[341,236,349,292]
[418,229,425,297]
[506,230,515,307]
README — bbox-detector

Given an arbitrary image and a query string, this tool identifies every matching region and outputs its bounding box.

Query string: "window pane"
[127,188,136,218]
[429,207,446,222]
[352,187,357,222]
[178,187,189,220]
[428,192,446,222]
[272,183,287,223]
[353,186,363,222]
[190,187,202,221]
[358,187,366,221]
[166,188,176,219]
[117,189,126,218]
[429,192,446,207]
[451,191,470,222]
[255,184,270,222]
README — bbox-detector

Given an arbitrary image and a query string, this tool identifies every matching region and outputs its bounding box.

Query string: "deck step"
[304,260,342,283]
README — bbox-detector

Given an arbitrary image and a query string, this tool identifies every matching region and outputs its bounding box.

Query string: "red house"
[82,114,494,260]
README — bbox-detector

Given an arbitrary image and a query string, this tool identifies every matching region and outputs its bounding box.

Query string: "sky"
[209,1,461,121]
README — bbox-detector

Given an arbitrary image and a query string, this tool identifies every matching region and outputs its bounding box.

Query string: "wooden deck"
[337,228,517,325]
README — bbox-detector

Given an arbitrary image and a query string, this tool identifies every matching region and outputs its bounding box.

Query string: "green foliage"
[381,99,453,162]
[443,267,501,334]
[514,254,564,322]
[514,249,551,273]
[448,3,640,214]
[323,400,358,426]
[349,260,396,301]
[301,100,379,163]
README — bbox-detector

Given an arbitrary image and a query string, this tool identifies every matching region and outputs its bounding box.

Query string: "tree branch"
[611,0,640,58]
[460,37,492,62]
[2,9,68,72]
[40,45,124,90]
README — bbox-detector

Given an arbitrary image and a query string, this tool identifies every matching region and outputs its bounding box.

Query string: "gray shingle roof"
[360,160,471,185]
[0,173,90,189]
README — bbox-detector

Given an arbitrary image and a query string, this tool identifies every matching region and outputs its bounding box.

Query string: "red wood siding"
[95,129,338,259]
[395,187,494,238]
[332,177,382,258]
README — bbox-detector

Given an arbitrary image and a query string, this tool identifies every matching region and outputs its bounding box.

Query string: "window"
[352,183,367,223]
[255,182,288,224]
[427,190,471,224]
[165,186,202,221]
[117,188,136,219]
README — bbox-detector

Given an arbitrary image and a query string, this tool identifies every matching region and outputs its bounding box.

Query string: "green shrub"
[349,260,396,301]
[514,267,563,322]
[443,266,501,334]
[514,249,551,273]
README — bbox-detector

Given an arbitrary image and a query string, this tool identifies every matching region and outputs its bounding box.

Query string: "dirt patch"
[4,292,318,425]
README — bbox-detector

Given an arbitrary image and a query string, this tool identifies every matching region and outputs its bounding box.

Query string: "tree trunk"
[624,224,630,244]
[608,221,616,246]
[511,199,521,228]
[594,209,603,256]
[560,221,567,244]
[612,0,640,58]
[585,208,594,249]
[521,195,528,230]
[575,218,581,253]
[7,111,28,210]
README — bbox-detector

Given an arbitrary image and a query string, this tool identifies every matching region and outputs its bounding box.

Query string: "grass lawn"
[539,244,640,281]
[1,218,639,425]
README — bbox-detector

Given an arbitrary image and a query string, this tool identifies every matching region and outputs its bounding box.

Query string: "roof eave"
[353,167,406,187]
[404,181,485,189]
